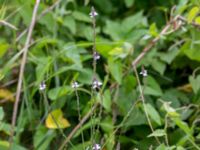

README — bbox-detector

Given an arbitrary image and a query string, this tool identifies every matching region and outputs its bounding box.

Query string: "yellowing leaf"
[0,43,9,58]
[0,89,14,102]
[187,6,199,23]
[177,83,193,93]
[195,16,200,25]
[45,109,70,129]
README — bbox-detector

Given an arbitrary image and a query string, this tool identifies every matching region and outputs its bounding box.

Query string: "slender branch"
[9,0,41,148]
[58,103,98,150]
[131,15,183,67]
[133,65,161,144]
[0,20,18,30]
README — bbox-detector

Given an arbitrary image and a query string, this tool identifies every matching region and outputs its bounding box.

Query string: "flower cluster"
[92,144,101,150]
[39,81,46,91]
[72,81,79,89]
[89,6,98,18]
[93,51,100,60]
[140,67,148,77]
[92,78,102,89]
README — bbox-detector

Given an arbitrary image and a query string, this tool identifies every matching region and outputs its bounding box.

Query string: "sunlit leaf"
[194,16,200,25]
[0,42,8,58]
[45,109,70,129]
[147,129,166,137]
[187,6,199,23]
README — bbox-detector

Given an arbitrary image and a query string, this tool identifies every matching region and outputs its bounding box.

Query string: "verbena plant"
[0,0,200,150]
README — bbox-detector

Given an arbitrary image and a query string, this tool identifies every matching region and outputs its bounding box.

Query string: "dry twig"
[9,0,41,148]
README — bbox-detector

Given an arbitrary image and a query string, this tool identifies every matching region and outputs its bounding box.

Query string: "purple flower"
[92,79,102,89]
[89,7,98,18]
[140,68,148,77]
[72,81,79,88]
[92,144,101,150]
[93,51,100,60]
[39,81,46,91]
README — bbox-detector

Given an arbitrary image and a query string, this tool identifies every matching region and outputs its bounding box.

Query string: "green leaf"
[194,16,200,25]
[108,59,123,84]
[48,86,73,100]
[173,118,192,137]
[189,75,200,94]
[180,41,200,61]
[62,44,82,68]
[124,106,147,126]
[143,76,163,96]
[0,42,8,58]
[155,144,167,150]
[158,48,179,64]
[145,103,162,125]
[149,23,158,37]
[0,141,9,150]
[34,126,56,150]
[84,0,90,5]
[151,59,166,75]
[104,20,122,40]
[77,68,94,84]
[36,57,52,84]
[163,102,180,117]
[187,6,199,23]
[72,11,91,23]
[147,129,166,137]
[63,16,76,34]
[103,89,112,112]
[125,0,135,8]
[108,42,133,59]
[38,13,55,32]
[0,107,4,121]
[121,11,144,33]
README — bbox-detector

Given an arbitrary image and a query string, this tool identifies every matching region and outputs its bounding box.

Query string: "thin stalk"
[9,0,40,148]
[75,87,85,149]
[133,65,161,144]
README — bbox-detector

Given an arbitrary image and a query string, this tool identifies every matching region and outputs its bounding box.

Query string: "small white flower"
[39,81,46,91]
[93,51,100,60]
[89,7,98,18]
[72,81,79,88]
[140,68,148,77]
[92,144,101,150]
[92,79,102,89]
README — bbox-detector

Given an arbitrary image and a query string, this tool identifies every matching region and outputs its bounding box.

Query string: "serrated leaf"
[147,129,166,137]
[145,103,162,125]
[72,11,91,23]
[45,109,70,129]
[151,59,166,75]
[108,59,122,84]
[48,86,73,101]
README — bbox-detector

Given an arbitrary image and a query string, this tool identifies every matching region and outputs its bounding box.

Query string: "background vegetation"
[0,0,200,149]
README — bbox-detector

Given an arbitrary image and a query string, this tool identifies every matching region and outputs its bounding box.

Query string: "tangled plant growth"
[0,0,200,149]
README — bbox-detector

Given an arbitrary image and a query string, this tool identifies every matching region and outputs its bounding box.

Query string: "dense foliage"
[0,0,200,149]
